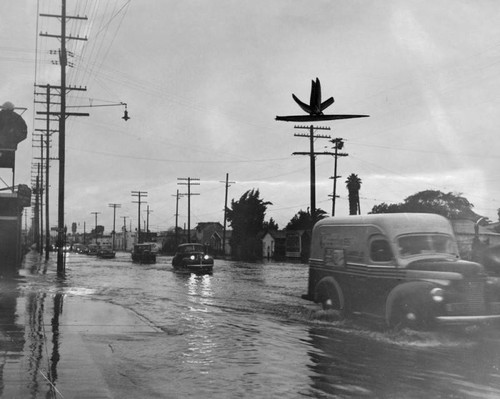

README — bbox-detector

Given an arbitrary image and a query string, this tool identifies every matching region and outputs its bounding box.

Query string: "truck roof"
[313,213,454,237]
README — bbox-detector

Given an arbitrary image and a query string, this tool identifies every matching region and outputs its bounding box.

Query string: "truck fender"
[385,281,438,330]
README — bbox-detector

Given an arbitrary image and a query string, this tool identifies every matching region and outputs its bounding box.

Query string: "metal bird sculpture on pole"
[275,78,369,122]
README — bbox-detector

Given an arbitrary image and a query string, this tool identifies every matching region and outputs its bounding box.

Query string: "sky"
[2,0,500,234]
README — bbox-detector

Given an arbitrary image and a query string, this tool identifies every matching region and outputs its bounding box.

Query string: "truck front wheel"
[386,283,435,330]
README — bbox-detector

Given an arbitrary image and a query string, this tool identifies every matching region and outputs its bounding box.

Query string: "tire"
[386,283,435,330]
[314,277,348,318]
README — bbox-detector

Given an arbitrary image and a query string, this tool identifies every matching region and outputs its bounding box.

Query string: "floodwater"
[4,250,500,398]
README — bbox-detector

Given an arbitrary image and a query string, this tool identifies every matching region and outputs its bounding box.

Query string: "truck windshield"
[397,234,457,258]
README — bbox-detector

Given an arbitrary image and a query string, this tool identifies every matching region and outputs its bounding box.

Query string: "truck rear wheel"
[314,277,347,318]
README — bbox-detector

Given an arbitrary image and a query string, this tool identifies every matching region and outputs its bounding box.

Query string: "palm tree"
[346,173,362,215]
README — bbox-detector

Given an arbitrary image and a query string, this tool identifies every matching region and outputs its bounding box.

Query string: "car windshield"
[397,234,458,258]
[180,244,203,253]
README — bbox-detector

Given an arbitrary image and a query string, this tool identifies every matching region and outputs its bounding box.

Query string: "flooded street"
[4,251,500,398]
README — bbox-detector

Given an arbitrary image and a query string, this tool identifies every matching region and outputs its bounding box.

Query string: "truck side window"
[370,239,393,262]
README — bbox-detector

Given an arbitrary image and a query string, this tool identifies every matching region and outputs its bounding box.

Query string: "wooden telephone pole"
[131,191,147,243]
[172,190,182,248]
[39,1,89,276]
[177,177,200,241]
[34,84,59,260]
[108,203,121,250]
[329,138,348,216]
[219,173,235,257]
[292,125,331,223]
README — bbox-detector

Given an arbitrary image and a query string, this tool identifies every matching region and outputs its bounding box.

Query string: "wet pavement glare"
[3,250,500,398]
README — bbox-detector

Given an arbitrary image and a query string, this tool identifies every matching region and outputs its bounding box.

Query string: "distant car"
[131,243,157,264]
[86,244,99,256]
[97,247,116,259]
[172,243,214,273]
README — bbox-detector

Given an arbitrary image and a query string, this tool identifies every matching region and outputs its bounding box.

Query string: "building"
[260,230,286,260]
[285,230,310,260]
[194,222,224,255]
[451,219,500,260]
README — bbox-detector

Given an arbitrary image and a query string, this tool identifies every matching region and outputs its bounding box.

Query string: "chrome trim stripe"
[436,315,500,323]
[0,216,19,221]
[310,261,406,279]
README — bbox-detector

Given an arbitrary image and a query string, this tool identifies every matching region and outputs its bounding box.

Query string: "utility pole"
[34,84,59,260]
[219,173,235,257]
[39,1,88,276]
[177,177,200,241]
[121,216,128,250]
[292,125,331,225]
[108,203,121,250]
[131,191,147,243]
[172,190,182,248]
[329,138,348,216]
[34,167,40,252]
[144,205,152,233]
[36,135,44,255]
[90,212,100,244]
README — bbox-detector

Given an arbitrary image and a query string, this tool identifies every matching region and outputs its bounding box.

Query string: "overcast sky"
[2,1,500,233]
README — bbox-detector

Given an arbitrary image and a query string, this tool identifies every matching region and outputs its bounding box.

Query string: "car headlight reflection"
[431,287,444,302]
[190,255,195,260]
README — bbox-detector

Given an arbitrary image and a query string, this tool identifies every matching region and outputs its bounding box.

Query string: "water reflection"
[0,262,65,399]
[184,273,216,370]
[0,279,23,397]
[306,326,500,398]
[24,292,64,398]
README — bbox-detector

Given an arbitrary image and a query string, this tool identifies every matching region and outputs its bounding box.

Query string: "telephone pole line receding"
[39,1,89,276]
[131,191,147,243]
[177,177,200,240]
[34,84,58,260]
[292,125,331,223]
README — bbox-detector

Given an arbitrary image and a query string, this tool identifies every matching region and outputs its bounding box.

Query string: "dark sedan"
[172,243,214,273]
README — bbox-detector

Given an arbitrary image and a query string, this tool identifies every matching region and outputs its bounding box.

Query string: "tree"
[263,217,279,231]
[286,208,327,230]
[225,189,272,260]
[346,173,362,215]
[91,225,104,237]
[370,190,485,221]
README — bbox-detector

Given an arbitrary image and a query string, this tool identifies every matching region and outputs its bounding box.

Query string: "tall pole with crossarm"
[108,203,121,250]
[39,1,88,276]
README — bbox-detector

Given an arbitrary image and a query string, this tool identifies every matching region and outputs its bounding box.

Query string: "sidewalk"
[0,288,160,398]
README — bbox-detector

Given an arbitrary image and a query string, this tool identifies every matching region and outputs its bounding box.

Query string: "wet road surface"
[2,250,500,398]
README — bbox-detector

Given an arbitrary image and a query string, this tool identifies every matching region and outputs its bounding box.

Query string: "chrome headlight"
[190,255,195,260]
[430,287,444,302]
[203,254,209,260]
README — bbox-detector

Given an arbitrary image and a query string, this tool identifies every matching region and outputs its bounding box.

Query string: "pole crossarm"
[36,111,90,117]
[292,151,335,156]
[294,133,331,139]
[293,125,331,130]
